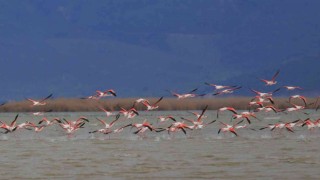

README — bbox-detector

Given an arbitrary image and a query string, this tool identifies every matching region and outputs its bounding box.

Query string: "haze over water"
[1,111,320,179]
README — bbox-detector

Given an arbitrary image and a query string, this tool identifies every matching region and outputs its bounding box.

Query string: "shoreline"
[0,97,317,112]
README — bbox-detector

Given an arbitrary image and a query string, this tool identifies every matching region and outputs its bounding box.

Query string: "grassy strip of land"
[0,97,317,112]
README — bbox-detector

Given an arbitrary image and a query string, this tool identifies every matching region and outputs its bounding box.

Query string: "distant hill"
[0,0,320,100]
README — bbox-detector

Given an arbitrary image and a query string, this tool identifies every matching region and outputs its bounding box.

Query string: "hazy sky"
[0,0,320,99]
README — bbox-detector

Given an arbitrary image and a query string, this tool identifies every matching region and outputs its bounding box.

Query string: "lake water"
[1,111,320,179]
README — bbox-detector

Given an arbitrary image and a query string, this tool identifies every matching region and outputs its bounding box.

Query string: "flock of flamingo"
[1,69,319,138]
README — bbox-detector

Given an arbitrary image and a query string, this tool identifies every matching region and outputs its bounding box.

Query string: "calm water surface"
[1,111,320,179]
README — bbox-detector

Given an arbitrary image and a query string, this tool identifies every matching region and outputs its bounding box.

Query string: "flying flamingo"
[301,118,316,131]
[26,94,53,106]
[254,105,281,113]
[119,106,139,119]
[250,88,281,98]
[135,98,147,103]
[140,97,163,111]
[98,106,116,117]
[167,88,202,99]
[232,111,259,124]
[30,109,53,116]
[213,86,242,96]
[283,86,303,90]
[188,110,208,119]
[218,120,244,136]
[284,119,303,132]
[217,107,237,118]
[96,89,117,98]
[204,82,236,90]
[0,114,19,133]
[285,103,305,112]
[180,105,216,129]
[15,121,33,131]
[260,70,280,86]
[157,115,177,123]
[38,117,62,126]
[89,114,120,133]
[128,120,156,131]
[58,117,89,131]
[260,120,301,133]
[260,123,287,133]
[90,124,132,135]
[289,95,307,107]
[58,120,86,135]
[250,96,275,104]
[166,121,194,135]
[28,122,46,132]
[81,95,100,100]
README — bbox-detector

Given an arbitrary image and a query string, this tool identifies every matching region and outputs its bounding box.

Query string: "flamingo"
[188,110,208,119]
[30,109,53,116]
[259,124,277,131]
[234,124,248,129]
[167,88,201,99]
[28,122,46,132]
[0,114,19,133]
[217,107,237,118]
[284,119,303,132]
[58,120,86,135]
[254,105,281,113]
[213,86,242,96]
[250,88,281,98]
[204,82,236,90]
[69,116,90,126]
[260,120,300,133]
[260,123,287,133]
[132,126,150,136]
[98,106,116,117]
[26,93,53,106]
[32,112,45,116]
[157,115,176,123]
[167,121,194,135]
[248,101,264,107]
[313,119,320,128]
[234,124,257,131]
[285,103,305,112]
[129,120,156,131]
[232,111,259,124]
[301,118,316,131]
[135,98,147,103]
[289,95,307,107]
[91,124,129,135]
[218,120,244,136]
[96,89,117,98]
[141,97,163,111]
[125,120,163,136]
[81,95,100,100]
[58,117,89,131]
[15,121,33,131]
[66,122,86,134]
[38,117,62,126]
[260,70,280,86]
[119,107,139,119]
[94,115,121,129]
[271,123,293,133]
[250,96,274,104]
[283,86,303,90]
[180,105,215,129]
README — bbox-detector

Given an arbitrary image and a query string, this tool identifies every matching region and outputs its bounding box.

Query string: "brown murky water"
[1,111,320,179]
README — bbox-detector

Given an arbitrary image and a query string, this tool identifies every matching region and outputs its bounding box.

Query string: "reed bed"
[0,97,317,112]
